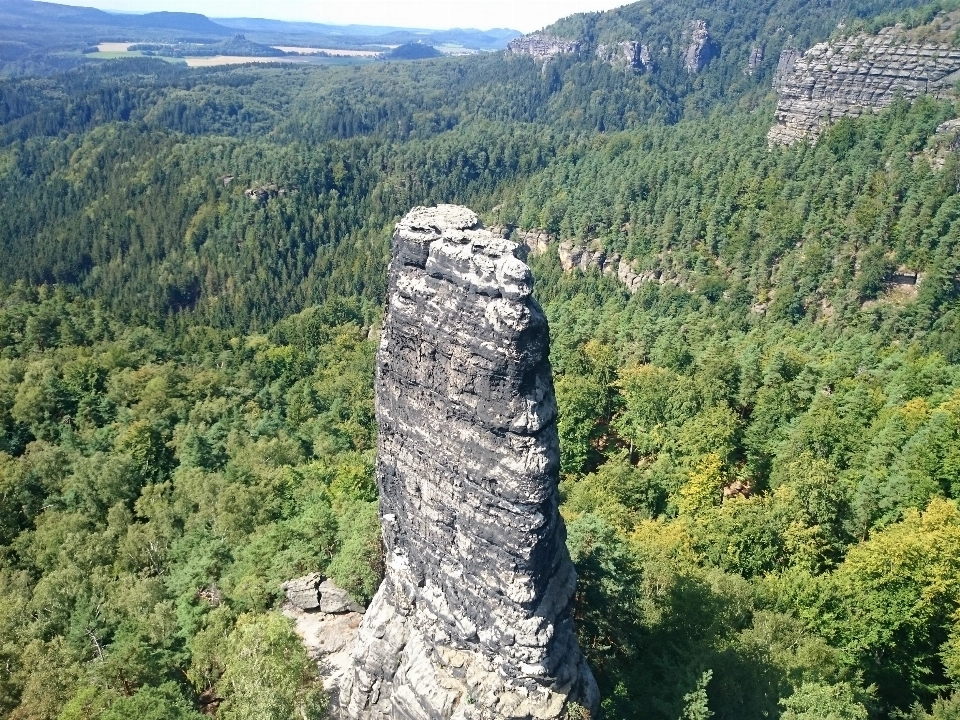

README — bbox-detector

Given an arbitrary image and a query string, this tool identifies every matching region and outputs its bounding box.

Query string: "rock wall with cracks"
[769,28,960,145]
[339,205,599,720]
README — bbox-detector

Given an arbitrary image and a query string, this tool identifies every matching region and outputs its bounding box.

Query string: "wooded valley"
[3,0,960,718]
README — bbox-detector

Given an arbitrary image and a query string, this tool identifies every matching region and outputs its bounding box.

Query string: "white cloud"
[46,0,630,32]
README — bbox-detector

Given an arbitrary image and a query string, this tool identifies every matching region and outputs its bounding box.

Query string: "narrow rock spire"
[340,205,598,720]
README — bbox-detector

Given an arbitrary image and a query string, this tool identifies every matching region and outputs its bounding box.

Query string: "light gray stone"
[282,572,323,610]
[769,28,960,144]
[508,35,581,61]
[319,579,367,615]
[684,20,718,73]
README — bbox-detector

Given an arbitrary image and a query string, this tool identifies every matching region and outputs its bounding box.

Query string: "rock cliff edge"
[339,205,599,720]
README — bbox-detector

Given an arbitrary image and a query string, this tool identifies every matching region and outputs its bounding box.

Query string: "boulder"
[282,572,323,611]
[319,579,366,614]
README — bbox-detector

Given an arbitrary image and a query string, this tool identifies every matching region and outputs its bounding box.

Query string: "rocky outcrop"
[596,41,651,71]
[245,183,288,202]
[516,229,555,258]
[508,35,580,61]
[616,260,669,292]
[927,117,960,169]
[283,574,366,614]
[558,241,618,275]
[340,205,598,720]
[772,46,801,88]
[283,573,325,610]
[684,20,718,73]
[746,46,763,75]
[283,575,368,695]
[505,229,682,294]
[768,27,960,145]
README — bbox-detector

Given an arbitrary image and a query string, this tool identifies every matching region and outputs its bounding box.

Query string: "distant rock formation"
[928,117,960,169]
[508,35,581,61]
[597,40,651,71]
[684,20,718,73]
[769,28,960,145]
[746,46,764,75]
[558,240,618,275]
[508,228,676,294]
[340,205,599,720]
[244,183,288,202]
[515,228,555,257]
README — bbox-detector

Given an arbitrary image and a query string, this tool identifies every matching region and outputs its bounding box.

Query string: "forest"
[3,0,960,717]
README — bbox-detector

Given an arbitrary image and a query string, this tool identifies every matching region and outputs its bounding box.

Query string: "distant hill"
[0,0,231,35]
[386,42,443,60]
[0,0,237,76]
[0,0,518,76]
[215,17,520,50]
[118,11,232,35]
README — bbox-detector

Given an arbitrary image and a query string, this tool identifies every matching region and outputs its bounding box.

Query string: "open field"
[183,54,371,67]
[84,50,370,67]
[273,46,383,56]
[86,50,185,63]
[96,42,134,52]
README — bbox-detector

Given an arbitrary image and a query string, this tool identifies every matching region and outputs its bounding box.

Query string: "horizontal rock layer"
[340,205,598,720]
[769,29,960,145]
[507,35,580,61]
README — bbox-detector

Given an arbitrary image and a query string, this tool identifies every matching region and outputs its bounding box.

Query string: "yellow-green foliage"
[677,453,726,516]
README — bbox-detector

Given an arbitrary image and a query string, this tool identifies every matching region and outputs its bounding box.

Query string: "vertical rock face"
[340,205,598,720]
[507,35,581,61]
[596,41,651,71]
[768,28,960,145]
[684,20,718,73]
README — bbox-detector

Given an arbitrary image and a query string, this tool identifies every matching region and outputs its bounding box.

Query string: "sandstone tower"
[339,205,598,720]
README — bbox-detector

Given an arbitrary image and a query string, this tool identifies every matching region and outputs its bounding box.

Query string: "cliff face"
[769,27,960,145]
[596,40,651,71]
[684,20,718,73]
[340,205,598,720]
[507,35,580,61]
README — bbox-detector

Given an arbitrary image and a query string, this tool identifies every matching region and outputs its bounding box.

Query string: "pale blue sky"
[49,0,629,32]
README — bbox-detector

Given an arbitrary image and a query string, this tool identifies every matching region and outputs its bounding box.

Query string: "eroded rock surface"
[340,205,598,720]
[769,27,960,144]
[508,35,581,61]
[684,20,718,73]
[285,604,365,694]
[596,41,651,71]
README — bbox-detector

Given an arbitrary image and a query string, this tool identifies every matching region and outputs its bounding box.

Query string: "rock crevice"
[340,205,598,720]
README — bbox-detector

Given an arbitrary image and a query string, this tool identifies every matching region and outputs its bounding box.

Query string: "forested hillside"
[2,0,960,718]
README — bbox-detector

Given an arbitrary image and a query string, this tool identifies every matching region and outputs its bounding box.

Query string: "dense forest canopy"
[3,0,960,718]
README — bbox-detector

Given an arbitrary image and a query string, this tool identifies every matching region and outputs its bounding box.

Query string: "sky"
[47,0,628,32]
